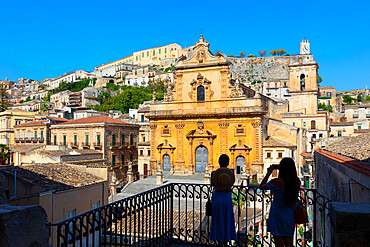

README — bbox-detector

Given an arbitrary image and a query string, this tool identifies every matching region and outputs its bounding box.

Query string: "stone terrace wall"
[228,55,315,92]
[0,173,49,247]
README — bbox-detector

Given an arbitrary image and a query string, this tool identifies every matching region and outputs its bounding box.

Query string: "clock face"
[302,44,309,53]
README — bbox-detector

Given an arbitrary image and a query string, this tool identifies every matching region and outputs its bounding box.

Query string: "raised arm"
[259,165,274,190]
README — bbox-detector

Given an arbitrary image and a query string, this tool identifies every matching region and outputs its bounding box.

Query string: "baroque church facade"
[148,36,271,175]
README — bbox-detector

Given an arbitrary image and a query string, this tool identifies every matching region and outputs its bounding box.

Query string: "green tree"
[342,95,355,104]
[105,82,120,91]
[317,75,323,84]
[0,84,9,112]
[40,103,50,112]
[279,49,286,56]
[43,92,51,102]
[258,50,267,57]
[269,50,277,56]
[239,51,246,57]
[364,95,370,102]
[0,144,10,165]
[318,103,333,112]
[247,54,256,57]
[357,94,363,103]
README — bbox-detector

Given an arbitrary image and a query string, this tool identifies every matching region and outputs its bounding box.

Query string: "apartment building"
[48,70,95,90]
[50,117,140,178]
[0,109,44,145]
[13,117,68,145]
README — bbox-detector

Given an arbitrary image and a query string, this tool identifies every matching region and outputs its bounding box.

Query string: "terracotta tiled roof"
[15,120,47,127]
[300,152,312,158]
[330,122,353,126]
[0,164,104,192]
[48,117,69,122]
[323,133,370,162]
[315,149,370,176]
[263,136,296,147]
[10,144,44,153]
[55,116,137,126]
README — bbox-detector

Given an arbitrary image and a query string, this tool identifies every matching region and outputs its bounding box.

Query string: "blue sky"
[0,0,369,91]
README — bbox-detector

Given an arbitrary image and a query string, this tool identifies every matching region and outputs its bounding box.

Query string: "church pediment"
[186,119,217,139]
[229,141,252,152]
[157,141,176,150]
[186,129,217,139]
[175,35,230,69]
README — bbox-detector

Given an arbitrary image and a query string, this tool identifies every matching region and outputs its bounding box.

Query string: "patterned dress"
[266,181,295,236]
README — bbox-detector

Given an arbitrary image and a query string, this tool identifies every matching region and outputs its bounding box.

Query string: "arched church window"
[300,74,306,91]
[197,86,205,101]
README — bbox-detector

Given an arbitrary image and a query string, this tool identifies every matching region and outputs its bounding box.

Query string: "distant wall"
[67,164,108,180]
[315,150,370,203]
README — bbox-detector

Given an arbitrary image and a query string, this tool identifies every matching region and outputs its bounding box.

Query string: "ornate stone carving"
[197,119,204,130]
[175,123,185,129]
[218,122,230,129]
[251,120,262,128]
[164,87,173,102]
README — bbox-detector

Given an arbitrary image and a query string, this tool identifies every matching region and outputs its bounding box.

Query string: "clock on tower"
[300,40,310,54]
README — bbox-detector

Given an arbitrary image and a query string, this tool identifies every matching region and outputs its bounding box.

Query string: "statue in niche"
[199,50,204,63]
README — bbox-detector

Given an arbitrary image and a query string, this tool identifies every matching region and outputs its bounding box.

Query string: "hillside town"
[0,36,369,247]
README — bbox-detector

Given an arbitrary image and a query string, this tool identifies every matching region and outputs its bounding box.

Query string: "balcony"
[48,183,330,247]
[353,114,359,118]
[83,142,90,148]
[94,142,102,149]
[70,142,78,148]
[109,143,119,149]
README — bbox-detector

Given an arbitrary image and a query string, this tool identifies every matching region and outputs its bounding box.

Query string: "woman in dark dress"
[210,154,237,247]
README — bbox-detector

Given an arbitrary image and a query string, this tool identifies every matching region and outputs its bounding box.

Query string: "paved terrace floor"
[111,173,207,202]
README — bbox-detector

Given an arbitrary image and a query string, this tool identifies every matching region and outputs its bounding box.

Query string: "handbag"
[295,201,308,224]
[206,199,212,216]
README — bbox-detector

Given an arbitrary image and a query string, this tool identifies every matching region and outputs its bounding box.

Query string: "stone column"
[189,139,194,174]
[127,162,133,183]
[209,139,214,169]
[149,124,157,172]
[204,163,211,184]
[110,170,118,195]
[156,161,163,185]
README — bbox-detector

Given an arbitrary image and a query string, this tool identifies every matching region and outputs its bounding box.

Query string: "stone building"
[148,36,270,176]
[13,117,68,145]
[0,109,44,146]
[0,164,108,245]
[344,103,370,122]
[318,86,337,110]
[137,102,151,178]
[50,116,140,179]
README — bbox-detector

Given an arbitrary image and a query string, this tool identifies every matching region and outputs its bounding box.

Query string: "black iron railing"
[48,183,331,247]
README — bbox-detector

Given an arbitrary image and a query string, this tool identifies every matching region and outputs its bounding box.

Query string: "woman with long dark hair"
[260,157,300,247]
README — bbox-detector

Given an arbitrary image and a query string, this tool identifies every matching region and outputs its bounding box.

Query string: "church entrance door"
[236,156,245,174]
[163,154,170,171]
[195,146,208,173]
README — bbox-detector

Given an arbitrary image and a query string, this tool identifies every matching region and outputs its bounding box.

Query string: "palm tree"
[0,144,10,165]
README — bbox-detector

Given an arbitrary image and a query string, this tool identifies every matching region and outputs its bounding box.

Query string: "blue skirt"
[210,191,237,242]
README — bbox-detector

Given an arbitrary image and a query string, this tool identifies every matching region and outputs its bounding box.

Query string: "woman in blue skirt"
[210,154,237,247]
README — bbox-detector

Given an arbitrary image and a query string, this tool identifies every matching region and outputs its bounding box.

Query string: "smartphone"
[272,164,280,169]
